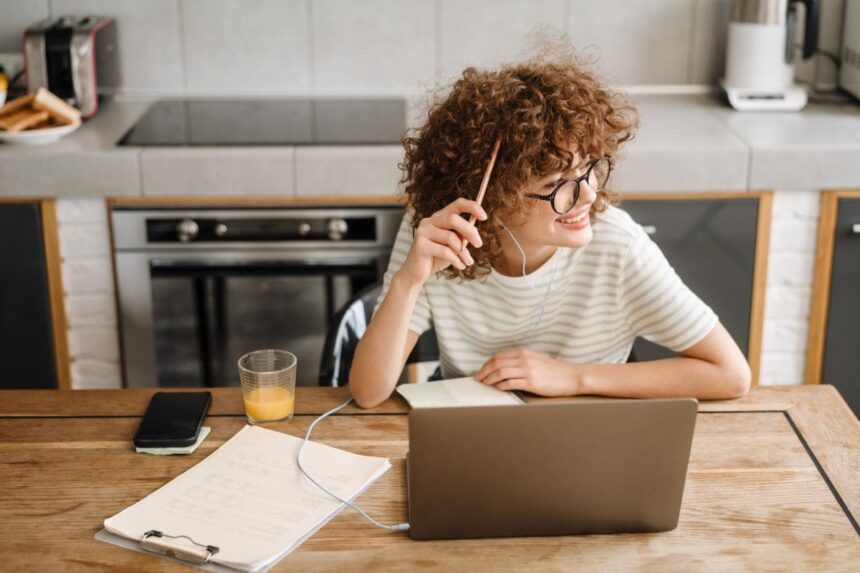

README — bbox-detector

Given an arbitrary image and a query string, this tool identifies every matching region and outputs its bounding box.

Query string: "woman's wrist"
[392,268,425,293]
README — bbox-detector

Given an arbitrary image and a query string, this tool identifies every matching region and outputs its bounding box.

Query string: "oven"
[112,204,403,388]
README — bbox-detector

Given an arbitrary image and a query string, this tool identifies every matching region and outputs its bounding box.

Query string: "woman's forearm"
[574,356,751,400]
[349,271,423,408]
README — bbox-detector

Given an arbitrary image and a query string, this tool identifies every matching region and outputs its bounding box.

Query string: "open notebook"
[396,377,524,408]
[99,425,390,572]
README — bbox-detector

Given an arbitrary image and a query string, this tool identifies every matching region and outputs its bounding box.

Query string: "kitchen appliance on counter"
[23,15,118,119]
[118,98,407,146]
[112,205,403,388]
[721,0,819,110]
[841,0,860,100]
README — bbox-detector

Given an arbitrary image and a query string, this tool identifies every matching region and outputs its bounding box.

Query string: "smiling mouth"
[556,208,590,224]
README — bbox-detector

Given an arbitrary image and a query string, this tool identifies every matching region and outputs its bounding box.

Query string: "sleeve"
[372,211,433,335]
[618,225,719,352]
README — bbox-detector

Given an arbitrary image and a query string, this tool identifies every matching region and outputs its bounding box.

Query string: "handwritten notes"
[104,425,391,572]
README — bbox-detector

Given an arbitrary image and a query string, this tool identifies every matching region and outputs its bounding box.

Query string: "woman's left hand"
[474,349,581,397]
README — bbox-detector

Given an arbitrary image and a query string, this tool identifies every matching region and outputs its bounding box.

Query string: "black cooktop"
[118,98,407,146]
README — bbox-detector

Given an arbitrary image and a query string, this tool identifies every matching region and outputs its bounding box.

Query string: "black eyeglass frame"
[525,156,613,215]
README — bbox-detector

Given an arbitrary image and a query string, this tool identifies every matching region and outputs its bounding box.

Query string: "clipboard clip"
[141,530,220,565]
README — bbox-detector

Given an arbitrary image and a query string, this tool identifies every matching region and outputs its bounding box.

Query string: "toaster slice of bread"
[0,108,50,132]
[32,87,81,125]
[0,93,36,119]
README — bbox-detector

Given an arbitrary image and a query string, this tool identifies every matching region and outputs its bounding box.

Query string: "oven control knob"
[298,222,311,236]
[177,219,199,242]
[214,223,228,237]
[327,218,348,240]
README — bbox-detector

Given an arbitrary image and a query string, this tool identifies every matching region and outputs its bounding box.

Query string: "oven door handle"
[148,256,382,277]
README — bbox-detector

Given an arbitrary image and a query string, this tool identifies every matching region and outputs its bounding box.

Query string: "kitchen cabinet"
[807,190,860,416]
[0,199,70,389]
[620,192,771,384]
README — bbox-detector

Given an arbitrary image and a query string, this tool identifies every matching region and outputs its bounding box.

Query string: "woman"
[349,56,751,408]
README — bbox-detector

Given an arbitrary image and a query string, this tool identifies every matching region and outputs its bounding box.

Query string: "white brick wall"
[56,191,825,389]
[758,190,821,386]
[56,198,123,389]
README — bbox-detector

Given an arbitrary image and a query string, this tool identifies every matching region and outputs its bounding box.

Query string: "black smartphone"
[133,392,212,448]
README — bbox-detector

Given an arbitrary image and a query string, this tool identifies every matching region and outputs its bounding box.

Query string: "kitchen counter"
[0,93,858,198]
[1,385,858,571]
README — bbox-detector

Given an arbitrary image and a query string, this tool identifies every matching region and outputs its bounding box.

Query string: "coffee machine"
[721,0,819,111]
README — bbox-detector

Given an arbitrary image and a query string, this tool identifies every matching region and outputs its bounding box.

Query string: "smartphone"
[133,392,212,448]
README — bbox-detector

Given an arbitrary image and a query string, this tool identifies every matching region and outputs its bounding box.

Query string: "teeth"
[558,211,587,224]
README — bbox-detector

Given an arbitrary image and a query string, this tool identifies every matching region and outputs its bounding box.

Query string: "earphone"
[296,396,411,532]
[497,220,559,348]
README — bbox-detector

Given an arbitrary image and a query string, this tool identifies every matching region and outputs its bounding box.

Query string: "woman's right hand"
[397,198,487,287]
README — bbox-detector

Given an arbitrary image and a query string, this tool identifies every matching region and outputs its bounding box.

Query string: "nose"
[578,179,598,205]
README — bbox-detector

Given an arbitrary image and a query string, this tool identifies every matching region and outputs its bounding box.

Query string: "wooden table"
[1,386,858,571]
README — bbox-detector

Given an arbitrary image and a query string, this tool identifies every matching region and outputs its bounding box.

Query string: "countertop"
[0,93,858,198]
[0,385,858,571]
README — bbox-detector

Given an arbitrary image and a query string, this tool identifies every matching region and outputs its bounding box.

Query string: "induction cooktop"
[118,98,407,146]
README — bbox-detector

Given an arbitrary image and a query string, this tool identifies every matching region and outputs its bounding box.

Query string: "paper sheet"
[396,377,524,408]
[104,425,391,572]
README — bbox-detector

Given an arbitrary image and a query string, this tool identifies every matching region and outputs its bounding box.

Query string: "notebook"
[100,425,391,572]
[396,377,524,408]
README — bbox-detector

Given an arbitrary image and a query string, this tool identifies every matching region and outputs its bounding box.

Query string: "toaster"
[23,15,118,119]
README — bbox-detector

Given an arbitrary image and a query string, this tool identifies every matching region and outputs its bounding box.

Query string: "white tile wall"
[311,0,436,92]
[50,0,185,93]
[690,0,732,84]
[181,0,311,93]
[438,0,566,83]
[0,0,49,52]
[0,0,845,95]
[567,0,694,85]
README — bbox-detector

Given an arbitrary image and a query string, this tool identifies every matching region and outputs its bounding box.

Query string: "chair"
[318,282,439,386]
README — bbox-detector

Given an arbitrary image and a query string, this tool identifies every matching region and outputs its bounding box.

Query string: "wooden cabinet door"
[821,197,860,414]
[619,197,761,362]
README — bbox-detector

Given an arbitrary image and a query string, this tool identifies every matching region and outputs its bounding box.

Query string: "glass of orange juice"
[237,349,297,424]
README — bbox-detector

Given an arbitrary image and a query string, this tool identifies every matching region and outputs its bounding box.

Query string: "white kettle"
[721,0,819,111]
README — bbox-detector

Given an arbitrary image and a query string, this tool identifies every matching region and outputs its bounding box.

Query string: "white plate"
[0,122,81,145]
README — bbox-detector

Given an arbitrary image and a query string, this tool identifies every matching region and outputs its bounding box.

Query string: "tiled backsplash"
[0,0,847,94]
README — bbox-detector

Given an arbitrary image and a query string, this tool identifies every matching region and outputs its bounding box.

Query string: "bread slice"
[32,87,81,125]
[0,93,36,119]
[0,108,50,132]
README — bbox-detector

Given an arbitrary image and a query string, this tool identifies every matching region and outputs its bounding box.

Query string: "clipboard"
[95,528,258,573]
[97,425,391,572]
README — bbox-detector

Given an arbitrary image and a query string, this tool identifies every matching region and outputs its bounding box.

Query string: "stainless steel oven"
[112,204,403,388]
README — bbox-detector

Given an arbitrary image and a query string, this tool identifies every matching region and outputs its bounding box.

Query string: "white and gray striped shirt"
[375,205,718,379]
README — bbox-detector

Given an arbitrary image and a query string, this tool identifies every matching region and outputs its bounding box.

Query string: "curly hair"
[400,51,639,280]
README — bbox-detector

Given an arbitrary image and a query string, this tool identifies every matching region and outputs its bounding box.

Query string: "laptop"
[406,398,698,540]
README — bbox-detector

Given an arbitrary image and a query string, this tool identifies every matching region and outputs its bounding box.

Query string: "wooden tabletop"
[1,386,858,571]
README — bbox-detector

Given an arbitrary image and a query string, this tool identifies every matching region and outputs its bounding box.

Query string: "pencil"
[461,137,501,252]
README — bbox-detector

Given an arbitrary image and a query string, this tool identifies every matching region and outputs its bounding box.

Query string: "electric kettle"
[721,0,819,111]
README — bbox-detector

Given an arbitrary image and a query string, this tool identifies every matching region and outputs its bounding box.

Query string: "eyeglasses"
[525,156,613,215]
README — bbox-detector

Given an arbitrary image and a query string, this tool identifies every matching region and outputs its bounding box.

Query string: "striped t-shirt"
[375,205,718,379]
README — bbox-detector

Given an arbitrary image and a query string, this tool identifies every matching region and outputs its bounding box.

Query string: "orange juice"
[243,386,295,422]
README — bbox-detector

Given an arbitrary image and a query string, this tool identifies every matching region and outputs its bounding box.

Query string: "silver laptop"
[406,398,698,540]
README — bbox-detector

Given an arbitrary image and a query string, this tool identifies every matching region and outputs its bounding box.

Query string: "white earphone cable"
[296,397,410,532]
